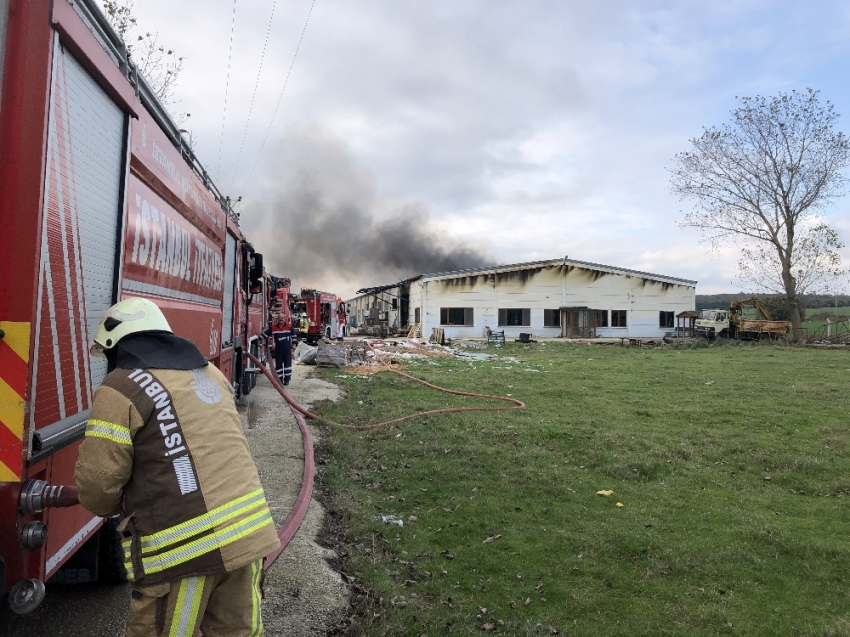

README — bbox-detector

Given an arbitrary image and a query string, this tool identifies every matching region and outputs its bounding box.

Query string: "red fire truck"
[269,276,294,324]
[0,0,266,613]
[294,289,343,344]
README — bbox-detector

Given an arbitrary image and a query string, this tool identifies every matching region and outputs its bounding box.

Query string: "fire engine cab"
[294,289,342,344]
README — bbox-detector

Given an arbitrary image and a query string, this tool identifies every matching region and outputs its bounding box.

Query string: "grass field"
[316,341,850,636]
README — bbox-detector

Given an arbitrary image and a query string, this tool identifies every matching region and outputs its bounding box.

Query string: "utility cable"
[215,0,239,182]
[228,0,278,193]
[238,0,317,194]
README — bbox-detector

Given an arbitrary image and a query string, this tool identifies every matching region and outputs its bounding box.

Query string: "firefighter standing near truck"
[264,312,293,386]
[297,312,310,342]
[75,297,280,637]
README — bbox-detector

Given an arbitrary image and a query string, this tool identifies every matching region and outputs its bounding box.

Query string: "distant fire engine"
[294,289,343,344]
[0,0,268,613]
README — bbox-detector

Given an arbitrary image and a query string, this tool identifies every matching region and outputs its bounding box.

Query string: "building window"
[543,309,560,327]
[611,310,627,328]
[594,310,608,328]
[440,307,474,326]
[415,307,421,324]
[659,311,674,328]
[392,298,398,309]
[498,308,531,326]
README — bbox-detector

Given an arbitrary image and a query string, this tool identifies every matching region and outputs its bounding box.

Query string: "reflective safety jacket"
[75,364,280,586]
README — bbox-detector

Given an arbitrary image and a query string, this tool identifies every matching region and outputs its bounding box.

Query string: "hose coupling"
[19,480,79,514]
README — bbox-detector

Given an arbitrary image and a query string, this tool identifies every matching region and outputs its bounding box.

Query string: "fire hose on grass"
[247,342,525,566]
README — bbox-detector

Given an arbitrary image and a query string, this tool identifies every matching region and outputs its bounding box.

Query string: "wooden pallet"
[406,323,421,338]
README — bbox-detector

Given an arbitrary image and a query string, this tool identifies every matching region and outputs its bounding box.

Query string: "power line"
[239,0,317,195]
[215,0,239,182]
[228,0,278,193]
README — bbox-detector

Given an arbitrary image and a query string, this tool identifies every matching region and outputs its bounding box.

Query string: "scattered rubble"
[298,337,513,373]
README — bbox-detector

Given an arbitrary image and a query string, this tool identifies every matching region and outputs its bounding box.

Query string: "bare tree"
[739,223,844,298]
[670,89,850,339]
[103,0,186,112]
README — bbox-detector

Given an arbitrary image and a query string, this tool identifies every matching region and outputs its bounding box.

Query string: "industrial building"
[347,277,417,334]
[346,258,696,339]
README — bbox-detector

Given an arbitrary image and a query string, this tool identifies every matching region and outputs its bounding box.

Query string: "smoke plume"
[240,126,495,298]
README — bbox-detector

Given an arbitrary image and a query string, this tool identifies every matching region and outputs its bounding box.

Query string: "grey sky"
[117,0,850,298]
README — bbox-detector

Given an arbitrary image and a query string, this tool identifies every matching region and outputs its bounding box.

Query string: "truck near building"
[294,288,342,343]
[694,297,790,340]
[269,275,294,325]
[0,0,267,613]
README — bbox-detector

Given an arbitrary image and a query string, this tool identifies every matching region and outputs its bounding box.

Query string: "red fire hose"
[248,342,525,566]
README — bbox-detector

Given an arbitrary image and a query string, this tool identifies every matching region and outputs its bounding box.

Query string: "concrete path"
[246,366,349,636]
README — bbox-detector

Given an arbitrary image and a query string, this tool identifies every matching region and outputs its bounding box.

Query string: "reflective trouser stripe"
[122,538,135,581]
[249,560,263,636]
[140,489,267,554]
[142,509,274,575]
[169,575,206,637]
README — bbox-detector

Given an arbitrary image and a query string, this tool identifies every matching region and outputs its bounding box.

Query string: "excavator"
[694,296,791,340]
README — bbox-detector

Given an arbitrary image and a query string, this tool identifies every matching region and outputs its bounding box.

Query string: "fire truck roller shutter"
[221,231,237,349]
[31,37,126,434]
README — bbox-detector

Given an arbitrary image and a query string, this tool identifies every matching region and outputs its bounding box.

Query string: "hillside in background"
[695,293,850,312]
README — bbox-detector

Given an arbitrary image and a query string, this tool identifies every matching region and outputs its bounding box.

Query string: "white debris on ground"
[295,337,539,376]
[304,337,509,369]
[294,341,318,364]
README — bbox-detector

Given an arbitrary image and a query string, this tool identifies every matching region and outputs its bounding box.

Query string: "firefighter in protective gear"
[264,313,292,386]
[297,312,310,341]
[77,297,280,637]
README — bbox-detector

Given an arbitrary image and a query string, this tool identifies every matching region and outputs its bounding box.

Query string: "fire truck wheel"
[97,517,128,584]
[8,578,46,615]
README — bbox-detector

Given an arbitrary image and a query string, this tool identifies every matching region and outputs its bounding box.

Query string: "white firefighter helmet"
[90,297,172,357]
[301,312,308,318]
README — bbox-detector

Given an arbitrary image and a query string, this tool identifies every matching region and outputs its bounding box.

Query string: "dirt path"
[241,364,350,636]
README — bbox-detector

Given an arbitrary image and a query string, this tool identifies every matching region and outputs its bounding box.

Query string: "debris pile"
[299,337,506,371]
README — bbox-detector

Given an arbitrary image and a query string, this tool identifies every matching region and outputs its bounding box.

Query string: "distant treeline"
[695,293,850,320]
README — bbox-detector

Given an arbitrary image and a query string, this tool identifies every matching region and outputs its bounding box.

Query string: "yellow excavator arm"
[729,296,773,322]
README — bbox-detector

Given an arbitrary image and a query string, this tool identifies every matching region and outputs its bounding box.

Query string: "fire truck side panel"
[42,440,99,580]
[222,231,237,349]
[0,0,54,323]
[30,36,126,436]
[128,108,226,247]
[0,0,54,492]
[0,0,47,591]
[121,174,224,359]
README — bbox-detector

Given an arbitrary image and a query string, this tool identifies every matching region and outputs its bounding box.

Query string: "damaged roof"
[355,275,423,296]
[420,258,697,286]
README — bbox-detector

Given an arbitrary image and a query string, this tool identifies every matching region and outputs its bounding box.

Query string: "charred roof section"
[422,258,696,287]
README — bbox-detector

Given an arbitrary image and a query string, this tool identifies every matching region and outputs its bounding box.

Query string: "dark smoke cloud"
[241,126,495,297]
